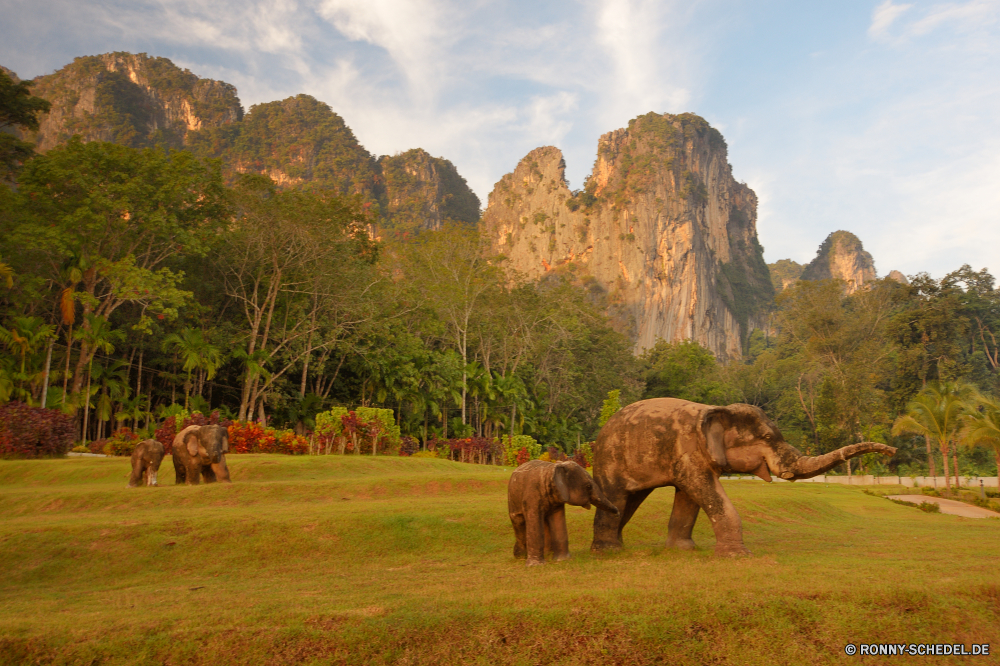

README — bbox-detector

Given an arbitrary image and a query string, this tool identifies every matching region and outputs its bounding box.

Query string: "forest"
[1,70,999,482]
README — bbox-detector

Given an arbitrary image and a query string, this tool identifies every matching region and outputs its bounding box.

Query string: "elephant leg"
[590,485,629,551]
[201,465,217,484]
[127,461,143,488]
[683,476,748,556]
[547,507,570,561]
[525,510,546,566]
[185,462,201,485]
[543,518,552,558]
[665,487,699,550]
[211,459,231,483]
[617,489,653,543]
[173,456,187,485]
[511,513,527,559]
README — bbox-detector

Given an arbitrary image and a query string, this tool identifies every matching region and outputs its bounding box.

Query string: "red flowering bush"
[573,448,588,469]
[226,421,307,454]
[516,447,530,466]
[0,402,75,458]
[106,428,141,456]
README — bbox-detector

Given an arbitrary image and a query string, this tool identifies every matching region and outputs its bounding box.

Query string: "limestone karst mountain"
[23,53,242,152]
[769,231,878,294]
[379,149,481,231]
[800,230,877,294]
[6,53,479,229]
[887,270,908,285]
[481,112,773,360]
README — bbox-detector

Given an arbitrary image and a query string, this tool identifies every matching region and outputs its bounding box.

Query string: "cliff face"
[25,53,242,151]
[800,231,876,294]
[11,52,480,226]
[378,149,481,231]
[481,112,772,360]
[187,94,380,198]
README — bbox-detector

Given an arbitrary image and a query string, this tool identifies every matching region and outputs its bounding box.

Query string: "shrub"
[71,445,89,453]
[398,436,419,456]
[225,421,308,455]
[503,434,540,465]
[106,428,140,456]
[576,441,594,467]
[0,402,75,458]
[410,450,438,459]
[516,447,531,466]
[572,448,588,469]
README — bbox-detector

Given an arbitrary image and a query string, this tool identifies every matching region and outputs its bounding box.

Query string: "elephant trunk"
[787,442,897,479]
[590,486,619,515]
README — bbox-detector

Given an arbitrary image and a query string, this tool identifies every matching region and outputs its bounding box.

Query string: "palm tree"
[959,393,1000,483]
[0,316,55,401]
[162,328,222,410]
[75,314,122,445]
[892,380,975,492]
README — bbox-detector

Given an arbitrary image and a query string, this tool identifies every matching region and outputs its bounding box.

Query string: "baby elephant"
[508,460,618,566]
[127,439,165,487]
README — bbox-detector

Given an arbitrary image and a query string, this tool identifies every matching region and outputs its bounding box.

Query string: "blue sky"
[2,0,998,277]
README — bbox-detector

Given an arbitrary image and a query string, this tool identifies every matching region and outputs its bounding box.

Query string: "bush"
[398,436,419,456]
[106,428,140,456]
[226,421,308,454]
[516,447,531,466]
[0,402,75,458]
[503,435,540,465]
[71,445,89,453]
[410,450,439,459]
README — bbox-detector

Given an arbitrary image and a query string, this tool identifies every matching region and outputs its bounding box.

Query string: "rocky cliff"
[7,53,480,227]
[378,149,481,231]
[481,112,772,360]
[24,53,242,151]
[800,230,876,294]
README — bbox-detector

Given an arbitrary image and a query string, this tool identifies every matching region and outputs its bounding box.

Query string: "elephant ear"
[185,431,200,457]
[700,408,730,469]
[552,464,571,503]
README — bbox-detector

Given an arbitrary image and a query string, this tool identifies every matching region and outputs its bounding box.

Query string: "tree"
[162,327,222,409]
[74,314,123,444]
[0,316,55,402]
[959,393,1000,483]
[221,175,379,421]
[640,339,730,404]
[892,381,975,492]
[7,138,225,410]
[405,225,502,426]
[598,390,621,427]
[0,68,51,180]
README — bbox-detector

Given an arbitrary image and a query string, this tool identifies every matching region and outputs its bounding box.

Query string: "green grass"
[1,455,998,665]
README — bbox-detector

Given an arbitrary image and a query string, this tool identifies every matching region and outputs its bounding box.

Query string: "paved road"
[887,495,1000,519]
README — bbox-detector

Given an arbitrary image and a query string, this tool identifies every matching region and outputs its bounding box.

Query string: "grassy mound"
[1,456,998,664]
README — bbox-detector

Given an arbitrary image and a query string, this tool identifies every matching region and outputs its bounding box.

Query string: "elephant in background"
[508,460,618,566]
[590,399,896,556]
[127,439,164,487]
[172,424,231,485]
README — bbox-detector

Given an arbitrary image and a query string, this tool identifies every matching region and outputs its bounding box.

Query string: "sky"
[2,0,998,277]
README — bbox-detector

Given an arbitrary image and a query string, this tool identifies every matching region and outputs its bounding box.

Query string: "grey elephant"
[171,424,231,485]
[127,439,165,487]
[508,460,618,566]
[590,399,896,556]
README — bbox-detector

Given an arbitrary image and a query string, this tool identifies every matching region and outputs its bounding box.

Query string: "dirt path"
[888,495,1000,519]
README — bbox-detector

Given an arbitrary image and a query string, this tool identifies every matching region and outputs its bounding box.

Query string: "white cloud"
[869,1,913,41]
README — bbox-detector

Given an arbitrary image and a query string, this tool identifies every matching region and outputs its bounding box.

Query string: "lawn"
[1,455,998,665]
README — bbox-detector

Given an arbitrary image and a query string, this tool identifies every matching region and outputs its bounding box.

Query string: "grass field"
[1,455,998,665]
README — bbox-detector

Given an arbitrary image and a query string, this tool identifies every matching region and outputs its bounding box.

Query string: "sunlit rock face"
[800,231,877,294]
[481,112,773,361]
[887,270,908,285]
[23,52,242,152]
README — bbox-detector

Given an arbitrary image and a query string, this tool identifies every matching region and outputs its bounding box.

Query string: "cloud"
[869,1,913,41]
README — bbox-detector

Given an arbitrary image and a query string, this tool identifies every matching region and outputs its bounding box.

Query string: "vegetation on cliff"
[379,149,481,232]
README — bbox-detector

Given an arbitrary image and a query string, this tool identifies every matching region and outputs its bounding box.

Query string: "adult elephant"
[172,424,231,485]
[590,399,896,556]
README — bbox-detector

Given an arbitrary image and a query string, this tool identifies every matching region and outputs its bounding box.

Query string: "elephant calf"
[127,439,165,487]
[508,460,618,566]
[172,424,231,485]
